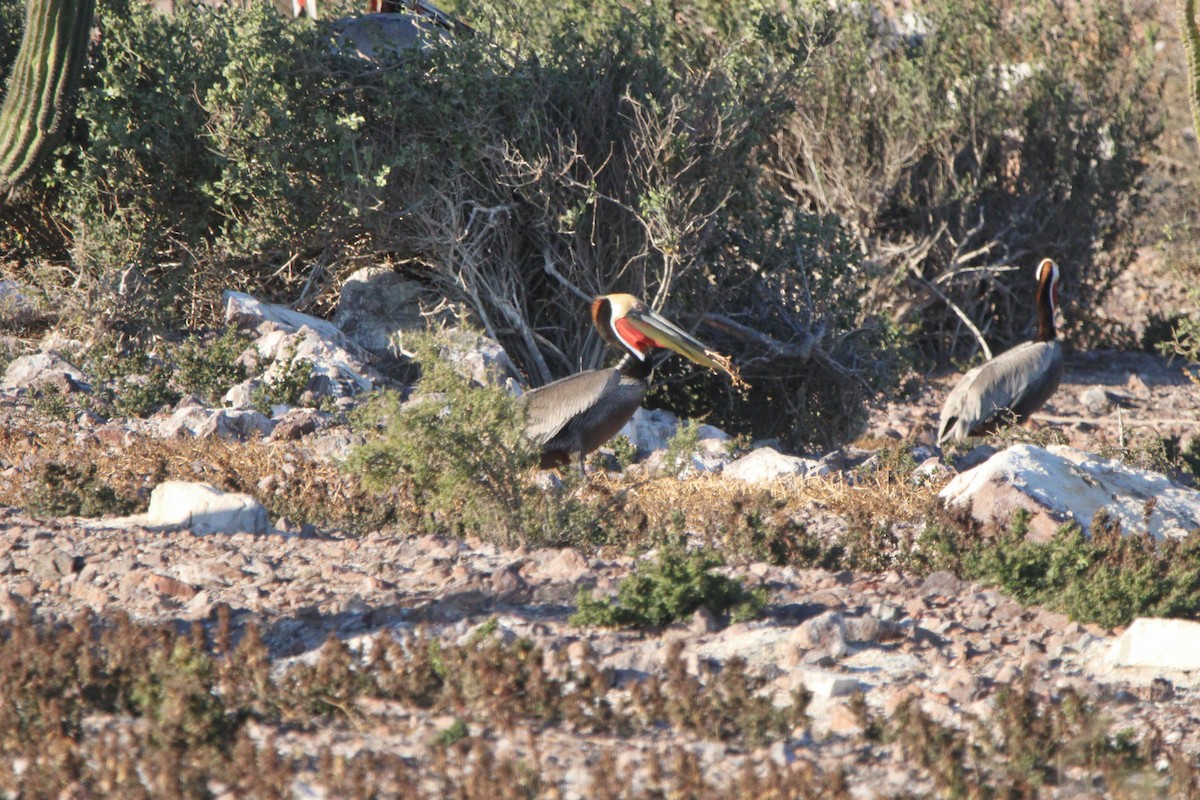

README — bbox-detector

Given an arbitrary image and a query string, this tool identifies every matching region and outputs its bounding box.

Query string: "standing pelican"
[937,258,1064,445]
[521,294,744,469]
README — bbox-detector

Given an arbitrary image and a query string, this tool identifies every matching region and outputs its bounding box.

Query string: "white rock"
[331,12,451,62]
[333,267,429,359]
[157,406,275,441]
[795,668,861,699]
[224,291,348,345]
[438,328,517,387]
[617,407,679,455]
[939,444,1200,542]
[255,326,375,398]
[1,352,86,390]
[1110,618,1200,671]
[723,447,821,483]
[145,481,269,535]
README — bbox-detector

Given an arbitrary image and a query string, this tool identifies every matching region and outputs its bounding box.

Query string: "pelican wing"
[938,340,1064,444]
[519,368,625,446]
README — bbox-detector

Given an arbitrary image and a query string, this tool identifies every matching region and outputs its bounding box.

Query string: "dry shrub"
[0,423,397,531]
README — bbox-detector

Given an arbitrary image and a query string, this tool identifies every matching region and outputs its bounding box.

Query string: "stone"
[723,447,822,483]
[144,481,269,535]
[689,606,720,635]
[254,326,375,399]
[911,456,951,486]
[490,564,527,598]
[793,611,848,661]
[332,267,429,359]
[616,407,679,456]
[939,444,1200,542]
[534,547,591,583]
[2,352,87,392]
[268,408,324,441]
[224,291,350,348]
[331,12,452,62]
[1079,386,1111,415]
[434,328,517,387]
[1110,618,1200,671]
[920,571,966,598]
[796,668,860,699]
[825,701,865,735]
[157,405,275,441]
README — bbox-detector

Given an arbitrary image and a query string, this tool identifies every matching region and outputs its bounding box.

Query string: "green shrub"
[662,419,702,478]
[252,339,314,413]
[932,509,1200,629]
[346,334,605,547]
[25,461,138,518]
[571,539,766,628]
[173,328,251,403]
[82,338,180,418]
[756,0,1160,360]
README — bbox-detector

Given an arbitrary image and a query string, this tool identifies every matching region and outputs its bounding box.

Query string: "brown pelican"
[520,293,744,469]
[937,258,1064,445]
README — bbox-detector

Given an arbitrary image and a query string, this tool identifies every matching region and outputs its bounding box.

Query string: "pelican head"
[591,293,745,386]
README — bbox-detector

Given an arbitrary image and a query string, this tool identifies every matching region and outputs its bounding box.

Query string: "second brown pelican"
[520,294,744,469]
[937,258,1064,445]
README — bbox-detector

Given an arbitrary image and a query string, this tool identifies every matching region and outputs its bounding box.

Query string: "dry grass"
[601,466,941,544]
[0,421,404,532]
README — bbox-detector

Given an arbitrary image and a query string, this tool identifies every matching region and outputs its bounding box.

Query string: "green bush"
[346,334,605,547]
[925,509,1200,629]
[759,0,1160,361]
[173,328,251,404]
[571,540,766,628]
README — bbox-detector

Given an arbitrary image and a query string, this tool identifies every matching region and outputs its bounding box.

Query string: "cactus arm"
[0,0,96,202]
[1184,0,1200,154]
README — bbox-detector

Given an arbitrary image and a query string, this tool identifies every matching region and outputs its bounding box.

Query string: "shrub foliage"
[0,0,1164,448]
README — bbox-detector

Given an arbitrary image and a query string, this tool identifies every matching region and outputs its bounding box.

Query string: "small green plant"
[25,461,138,518]
[173,328,251,403]
[434,718,469,747]
[662,419,702,478]
[31,384,74,421]
[608,434,638,470]
[347,333,605,547]
[82,337,181,418]
[252,339,314,413]
[571,539,767,628]
[113,364,180,418]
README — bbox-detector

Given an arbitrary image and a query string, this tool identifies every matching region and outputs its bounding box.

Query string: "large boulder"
[1110,618,1200,671]
[939,444,1200,542]
[436,328,517,387]
[333,267,430,360]
[144,481,269,535]
[224,291,350,348]
[2,352,88,393]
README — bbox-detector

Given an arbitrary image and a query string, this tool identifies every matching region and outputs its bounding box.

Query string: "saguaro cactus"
[1185,0,1200,154]
[0,0,95,203]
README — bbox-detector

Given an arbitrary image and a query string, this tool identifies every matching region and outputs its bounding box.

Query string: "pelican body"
[937,258,1064,445]
[520,294,740,469]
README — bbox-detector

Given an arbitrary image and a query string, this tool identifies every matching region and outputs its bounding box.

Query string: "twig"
[910,268,993,360]
[541,251,591,303]
[701,312,818,361]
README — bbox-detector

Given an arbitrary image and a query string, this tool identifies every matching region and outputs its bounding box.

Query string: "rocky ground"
[0,359,1198,795]
[0,255,1197,797]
